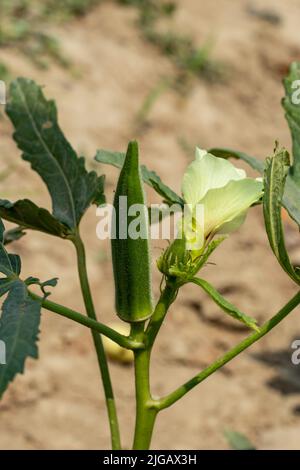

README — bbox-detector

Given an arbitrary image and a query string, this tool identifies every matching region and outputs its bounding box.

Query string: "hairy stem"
[73,233,121,450]
[130,283,178,449]
[145,282,178,348]
[131,323,157,450]
[29,291,143,350]
[158,290,300,410]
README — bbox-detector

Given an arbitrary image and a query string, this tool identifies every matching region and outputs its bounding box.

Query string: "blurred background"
[0,0,300,450]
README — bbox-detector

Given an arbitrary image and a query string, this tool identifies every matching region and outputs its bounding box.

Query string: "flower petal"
[217,211,247,235]
[198,178,263,237]
[182,148,246,208]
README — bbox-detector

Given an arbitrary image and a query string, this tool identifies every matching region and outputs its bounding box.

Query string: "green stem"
[158,290,300,410]
[130,283,178,449]
[28,291,143,350]
[131,323,157,450]
[145,282,178,348]
[73,233,121,450]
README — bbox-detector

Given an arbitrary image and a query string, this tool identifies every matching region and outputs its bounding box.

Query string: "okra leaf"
[282,61,300,178]
[0,281,41,398]
[3,226,26,245]
[281,176,300,227]
[0,220,22,277]
[143,167,184,206]
[0,199,70,238]
[0,220,15,278]
[280,61,300,228]
[210,62,300,228]
[95,149,125,168]
[41,278,58,288]
[96,149,184,206]
[0,278,19,298]
[209,146,300,227]
[209,147,264,173]
[25,276,58,298]
[191,277,259,331]
[8,254,21,276]
[0,220,26,283]
[0,249,14,278]
[6,78,105,229]
[263,147,300,284]
[0,219,56,397]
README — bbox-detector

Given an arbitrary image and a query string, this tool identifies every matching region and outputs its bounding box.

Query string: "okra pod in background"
[111,141,153,322]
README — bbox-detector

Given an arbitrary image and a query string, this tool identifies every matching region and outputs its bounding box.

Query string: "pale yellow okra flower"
[181,148,263,251]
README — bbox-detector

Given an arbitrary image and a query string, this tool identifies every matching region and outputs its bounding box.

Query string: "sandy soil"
[0,0,300,449]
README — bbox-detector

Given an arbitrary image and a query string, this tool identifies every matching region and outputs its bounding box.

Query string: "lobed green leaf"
[282,61,300,178]
[0,218,57,397]
[6,78,105,229]
[210,61,300,228]
[3,226,26,245]
[25,276,58,298]
[0,199,71,238]
[0,278,19,298]
[209,146,300,227]
[0,281,41,398]
[96,149,184,206]
[0,221,15,278]
[263,147,300,284]
[209,147,264,173]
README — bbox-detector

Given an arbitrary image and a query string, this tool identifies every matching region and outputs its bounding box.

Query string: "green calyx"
[157,236,226,282]
[157,237,194,281]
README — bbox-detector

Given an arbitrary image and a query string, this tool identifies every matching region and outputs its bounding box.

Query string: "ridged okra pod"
[111,141,153,322]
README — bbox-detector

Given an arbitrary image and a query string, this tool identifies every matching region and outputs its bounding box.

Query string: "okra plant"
[0,62,300,450]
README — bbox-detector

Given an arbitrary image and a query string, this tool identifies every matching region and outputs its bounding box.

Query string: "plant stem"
[131,323,157,450]
[158,290,300,410]
[28,291,143,350]
[145,282,178,348]
[73,233,121,450]
[130,283,178,449]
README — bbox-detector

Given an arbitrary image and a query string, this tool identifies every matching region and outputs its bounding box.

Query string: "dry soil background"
[0,0,300,449]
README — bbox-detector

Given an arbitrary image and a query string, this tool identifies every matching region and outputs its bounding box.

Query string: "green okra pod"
[111,141,153,322]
